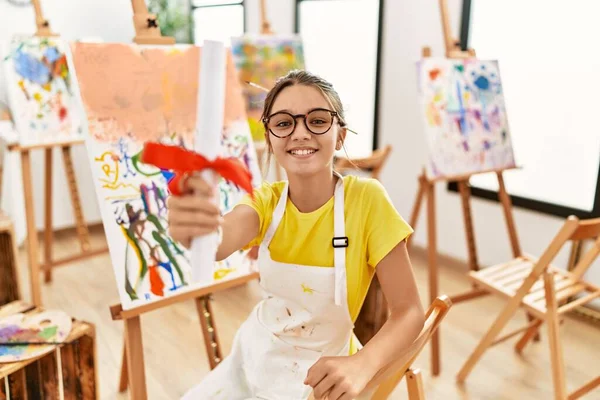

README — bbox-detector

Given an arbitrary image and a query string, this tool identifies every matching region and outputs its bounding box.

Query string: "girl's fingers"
[169,225,218,245]
[185,174,216,196]
[167,209,222,228]
[167,195,220,215]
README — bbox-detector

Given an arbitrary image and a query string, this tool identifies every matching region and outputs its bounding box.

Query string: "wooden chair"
[334,145,393,345]
[309,295,452,400]
[457,216,600,400]
[334,144,392,180]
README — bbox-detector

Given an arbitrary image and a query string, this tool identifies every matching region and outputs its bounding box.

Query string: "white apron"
[182,172,355,399]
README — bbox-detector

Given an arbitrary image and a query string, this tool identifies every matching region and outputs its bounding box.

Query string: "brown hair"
[260,70,348,177]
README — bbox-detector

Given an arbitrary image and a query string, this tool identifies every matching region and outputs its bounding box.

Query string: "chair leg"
[515,318,544,353]
[406,368,425,400]
[456,291,525,382]
[544,273,568,400]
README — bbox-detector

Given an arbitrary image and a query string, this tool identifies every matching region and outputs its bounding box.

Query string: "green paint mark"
[38,326,57,340]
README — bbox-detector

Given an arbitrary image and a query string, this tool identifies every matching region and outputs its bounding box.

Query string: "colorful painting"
[416,58,516,179]
[230,34,305,142]
[66,43,262,310]
[2,35,82,145]
[0,310,72,363]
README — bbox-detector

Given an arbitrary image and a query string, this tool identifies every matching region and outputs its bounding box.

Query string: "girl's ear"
[336,128,347,151]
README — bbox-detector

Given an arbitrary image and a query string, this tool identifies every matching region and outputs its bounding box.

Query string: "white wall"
[1,0,598,289]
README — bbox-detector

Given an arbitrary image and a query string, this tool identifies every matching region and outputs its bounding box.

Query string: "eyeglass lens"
[267,109,334,137]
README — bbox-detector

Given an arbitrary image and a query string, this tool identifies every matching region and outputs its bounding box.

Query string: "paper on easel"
[191,40,226,283]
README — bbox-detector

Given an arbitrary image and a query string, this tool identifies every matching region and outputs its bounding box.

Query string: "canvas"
[66,42,262,310]
[416,58,516,179]
[2,35,82,146]
[230,34,305,142]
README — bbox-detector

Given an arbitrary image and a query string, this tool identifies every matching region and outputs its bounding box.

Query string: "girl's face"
[265,84,345,178]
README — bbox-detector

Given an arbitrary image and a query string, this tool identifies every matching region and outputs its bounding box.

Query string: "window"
[192,0,245,45]
[456,0,600,218]
[296,0,383,159]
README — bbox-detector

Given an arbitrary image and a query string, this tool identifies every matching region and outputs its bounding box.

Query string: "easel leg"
[406,368,426,400]
[408,175,426,251]
[457,180,479,272]
[196,296,223,370]
[62,145,90,253]
[21,150,42,306]
[426,181,440,376]
[44,147,53,283]
[496,173,538,340]
[119,339,129,392]
[124,316,147,400]
[496,172,521,258]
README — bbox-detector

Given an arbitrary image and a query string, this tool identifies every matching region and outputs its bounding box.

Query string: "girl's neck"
[287,168,338,213]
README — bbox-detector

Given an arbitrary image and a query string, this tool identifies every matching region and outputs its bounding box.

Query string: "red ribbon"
[140,142,254,198]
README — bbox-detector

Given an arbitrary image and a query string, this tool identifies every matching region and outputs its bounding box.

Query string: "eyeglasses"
[263,108,341,138]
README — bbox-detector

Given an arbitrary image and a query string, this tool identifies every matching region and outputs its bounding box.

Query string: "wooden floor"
[11,228,600,400]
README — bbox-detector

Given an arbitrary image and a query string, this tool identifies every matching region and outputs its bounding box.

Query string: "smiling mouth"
[288,149,318,156]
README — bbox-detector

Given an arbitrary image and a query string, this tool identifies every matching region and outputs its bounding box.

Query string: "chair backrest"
[364,296,452,399]
[307,295,452,400]
[513,216,600,295]
[566,217,600,280]
[334,145,392,180]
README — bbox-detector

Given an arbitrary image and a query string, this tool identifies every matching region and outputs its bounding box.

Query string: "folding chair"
[457,216,600,400]
[309,295,452,400]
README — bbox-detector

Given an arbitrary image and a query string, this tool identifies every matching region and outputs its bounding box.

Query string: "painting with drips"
[66,43,262,310]
[416,58,516,179]
[2,35,82,145]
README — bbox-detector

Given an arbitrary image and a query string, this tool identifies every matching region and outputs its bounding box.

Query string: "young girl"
[168,70,425,400]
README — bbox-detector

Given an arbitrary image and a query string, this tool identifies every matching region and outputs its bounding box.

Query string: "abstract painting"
[0,310,72,362]
[230,34,305,142]
[416,58,516,179]
[66,43,262,310]
[2,35,82,145]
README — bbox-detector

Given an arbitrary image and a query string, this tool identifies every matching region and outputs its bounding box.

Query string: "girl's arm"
[166,174,260,260]
[356,240,425,371]
[306,240,425,399]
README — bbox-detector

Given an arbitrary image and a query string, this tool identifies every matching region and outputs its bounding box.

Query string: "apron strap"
[333,171,347,307]
[263,182,289,248]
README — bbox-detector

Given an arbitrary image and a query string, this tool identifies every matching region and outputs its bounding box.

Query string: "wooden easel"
[260,0,274,35]
[407,0,523,376]
[113,4,259,398]
[4,0,108,307]
[131,0,175,45]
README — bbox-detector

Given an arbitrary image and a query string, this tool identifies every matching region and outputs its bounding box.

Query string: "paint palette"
[0,310,72,363]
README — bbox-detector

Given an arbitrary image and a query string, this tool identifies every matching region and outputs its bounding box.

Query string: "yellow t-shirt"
[236,175,414,324]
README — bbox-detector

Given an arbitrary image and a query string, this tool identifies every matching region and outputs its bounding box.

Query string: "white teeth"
[290,149,316,156]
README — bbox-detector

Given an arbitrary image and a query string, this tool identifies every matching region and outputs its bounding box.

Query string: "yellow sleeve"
[234,181,277,249]
[363,179,414,268]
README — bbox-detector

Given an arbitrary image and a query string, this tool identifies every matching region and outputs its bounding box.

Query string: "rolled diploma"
[191,40,226,282]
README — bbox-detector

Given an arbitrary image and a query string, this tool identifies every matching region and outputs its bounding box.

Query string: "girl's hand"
[305,354,376,400]
[166,173,222,248]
